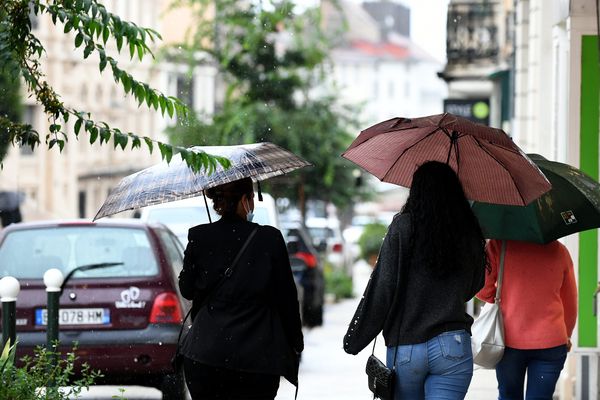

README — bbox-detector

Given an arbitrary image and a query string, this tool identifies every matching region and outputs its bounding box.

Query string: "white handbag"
[471,240,506,369]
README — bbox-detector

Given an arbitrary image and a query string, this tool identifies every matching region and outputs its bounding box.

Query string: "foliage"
[0,0,229,172]
[167,0,366,211]
[0,340,102,400]
[0,59,22,162]
[324,263,354,301]
[358,222,388,262]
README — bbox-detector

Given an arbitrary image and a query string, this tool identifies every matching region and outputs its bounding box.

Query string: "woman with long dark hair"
[178,177,303,399]
[344,161,487,399]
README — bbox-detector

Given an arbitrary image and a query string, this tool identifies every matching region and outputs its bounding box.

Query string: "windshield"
[0,226,159,279]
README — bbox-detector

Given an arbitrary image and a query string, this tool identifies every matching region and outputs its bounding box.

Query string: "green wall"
[579,35,599,347]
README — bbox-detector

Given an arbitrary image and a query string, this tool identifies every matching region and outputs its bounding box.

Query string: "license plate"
[35,308,110,326]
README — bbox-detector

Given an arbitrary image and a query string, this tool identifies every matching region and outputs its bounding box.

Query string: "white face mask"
[245,198,254,222]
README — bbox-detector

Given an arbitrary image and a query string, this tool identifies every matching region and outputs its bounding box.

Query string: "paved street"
[71,260,499,399]
[275,260,499,400]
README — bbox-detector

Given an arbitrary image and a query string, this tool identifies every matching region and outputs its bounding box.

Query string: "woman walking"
[476,239,577,400]
[344,161,488,399]
[178,177,303,399]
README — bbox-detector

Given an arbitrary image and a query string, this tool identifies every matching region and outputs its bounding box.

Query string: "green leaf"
[74,118,83,135]
[113,132,128,150]
[75,33,84,48]
[99,128,111,144]
[131,136,141,149]
[89,127,98,144]
[99,56,107,72]
[158,142,173,163]
[144,137,153,153]
[166,100,174,118]
[64,21,73,33]
[102,26,110,44]
[137,44,143,61]
[129,42,135,59]
[116,36,123,52]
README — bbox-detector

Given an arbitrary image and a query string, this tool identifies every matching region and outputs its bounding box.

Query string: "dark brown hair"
[205,178,254,216]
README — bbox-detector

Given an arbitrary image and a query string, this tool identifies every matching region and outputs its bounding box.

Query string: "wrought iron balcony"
[446,1,500,66]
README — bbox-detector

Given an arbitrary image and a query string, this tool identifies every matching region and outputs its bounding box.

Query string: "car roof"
[0,218,165,232]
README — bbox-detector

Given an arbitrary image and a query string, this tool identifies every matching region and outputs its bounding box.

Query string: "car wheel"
[161,369,191,400]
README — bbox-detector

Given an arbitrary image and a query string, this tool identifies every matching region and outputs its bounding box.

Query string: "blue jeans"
[496,345,567,400]
[386,330,473,399]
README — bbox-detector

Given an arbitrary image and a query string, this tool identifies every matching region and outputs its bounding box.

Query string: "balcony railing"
[446,1,500,66]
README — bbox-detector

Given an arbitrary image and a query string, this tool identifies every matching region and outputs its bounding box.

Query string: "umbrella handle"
[203,190,212,223]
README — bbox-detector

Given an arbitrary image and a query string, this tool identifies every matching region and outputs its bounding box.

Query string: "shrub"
[324,263,354,301]
[0,340,102,400]
[358,222,388,264]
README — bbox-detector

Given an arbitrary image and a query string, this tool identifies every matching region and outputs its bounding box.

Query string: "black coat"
[344,213,485,355]
[178,214,303,385]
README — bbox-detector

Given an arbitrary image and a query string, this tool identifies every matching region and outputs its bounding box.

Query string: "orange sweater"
[476,239,577,350]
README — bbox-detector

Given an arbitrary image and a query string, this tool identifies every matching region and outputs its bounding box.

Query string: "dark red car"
[0,219,190,399]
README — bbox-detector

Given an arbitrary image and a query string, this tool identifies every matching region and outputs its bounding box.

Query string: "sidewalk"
[276,260,499,400]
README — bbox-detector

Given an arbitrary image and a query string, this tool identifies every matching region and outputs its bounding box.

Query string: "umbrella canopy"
[342,113,551,206]
[472,154,600,244]
[94,142,311,220]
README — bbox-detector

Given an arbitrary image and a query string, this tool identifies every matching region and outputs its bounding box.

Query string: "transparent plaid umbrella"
[94,142,311,221]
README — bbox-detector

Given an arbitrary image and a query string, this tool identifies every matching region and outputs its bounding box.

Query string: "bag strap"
[174,227,259,352]
[495,240,506,304]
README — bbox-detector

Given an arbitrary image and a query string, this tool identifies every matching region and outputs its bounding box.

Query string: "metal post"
[43,268,64,384]
[0,276,20,348]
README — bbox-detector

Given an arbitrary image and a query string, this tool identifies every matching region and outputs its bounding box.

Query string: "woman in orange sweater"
[476,239,577,400]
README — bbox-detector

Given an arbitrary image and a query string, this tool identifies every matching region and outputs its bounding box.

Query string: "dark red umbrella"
[342,113,551,206]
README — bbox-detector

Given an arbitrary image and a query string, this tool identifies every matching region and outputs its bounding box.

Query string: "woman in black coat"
[178,177,303,400]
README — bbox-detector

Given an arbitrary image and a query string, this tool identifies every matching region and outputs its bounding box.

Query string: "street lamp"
[0,276,20,348]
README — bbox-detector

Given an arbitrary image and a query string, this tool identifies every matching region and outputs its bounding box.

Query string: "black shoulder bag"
[365,221,409,400]
[171,227,258,370]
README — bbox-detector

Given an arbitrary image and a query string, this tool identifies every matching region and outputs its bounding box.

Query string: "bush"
[0,340,102,400]
[358,222,388,264]
[324,263,354,301]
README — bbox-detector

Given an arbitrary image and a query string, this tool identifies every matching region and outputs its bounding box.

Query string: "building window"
[78,190,87,218]
[176,74,195,109]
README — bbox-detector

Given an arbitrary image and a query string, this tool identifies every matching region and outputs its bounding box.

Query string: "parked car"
[0,219,189,399]
[281,221,324,327]
[139,193,280,246]
[305,217,353,275]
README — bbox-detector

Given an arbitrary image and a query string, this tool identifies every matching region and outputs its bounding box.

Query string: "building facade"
[321,0,447,128]
[0,0,217,221]
[442,0,600,397]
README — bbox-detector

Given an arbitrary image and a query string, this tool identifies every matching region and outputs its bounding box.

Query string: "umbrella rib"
[470,136,527,205]
[381,127,443,182]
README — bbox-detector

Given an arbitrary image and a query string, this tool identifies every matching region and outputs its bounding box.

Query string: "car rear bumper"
[15,324,181,382]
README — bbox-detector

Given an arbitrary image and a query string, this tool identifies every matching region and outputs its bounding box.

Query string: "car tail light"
[149,292,183,324]
[295,251,318,269]
[332,243,343,253]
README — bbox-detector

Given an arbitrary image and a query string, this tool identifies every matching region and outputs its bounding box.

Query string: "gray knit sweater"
[343,213,485,355]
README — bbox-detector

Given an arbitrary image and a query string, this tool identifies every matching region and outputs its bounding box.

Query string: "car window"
[307,227,335,240]
[146,207,218,226]
[156,228,184,274]
[0,226,159,279]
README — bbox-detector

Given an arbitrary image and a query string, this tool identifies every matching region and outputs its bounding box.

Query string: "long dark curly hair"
[401,161,488,275]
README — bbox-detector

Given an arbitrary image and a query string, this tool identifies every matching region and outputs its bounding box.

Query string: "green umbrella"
[472,154,600,244]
